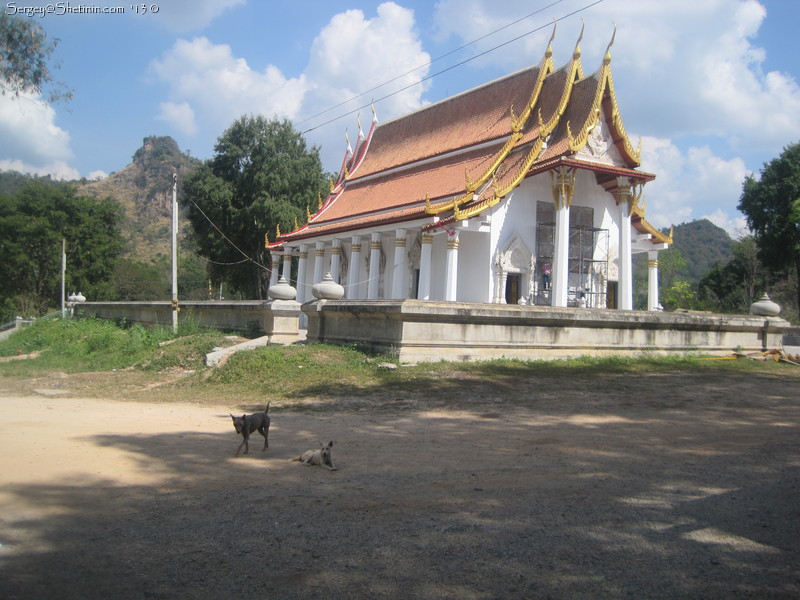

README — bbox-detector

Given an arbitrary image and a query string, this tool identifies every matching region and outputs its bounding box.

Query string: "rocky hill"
[78,136,200,262]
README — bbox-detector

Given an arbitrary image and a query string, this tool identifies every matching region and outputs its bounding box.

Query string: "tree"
[738,142,800,321]
[0,182,123,321]
[182,116,329,299]
[0,13,72,103]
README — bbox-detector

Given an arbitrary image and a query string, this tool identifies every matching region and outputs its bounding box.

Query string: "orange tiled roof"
[277,32,663,246]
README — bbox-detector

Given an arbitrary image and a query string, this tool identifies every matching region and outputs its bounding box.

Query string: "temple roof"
[275,30,668,247]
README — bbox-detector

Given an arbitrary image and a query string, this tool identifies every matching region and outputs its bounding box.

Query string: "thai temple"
[269,27,671,312]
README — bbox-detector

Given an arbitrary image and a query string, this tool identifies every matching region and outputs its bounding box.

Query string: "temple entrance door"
[607,281,618,309]
[505,273,521,304]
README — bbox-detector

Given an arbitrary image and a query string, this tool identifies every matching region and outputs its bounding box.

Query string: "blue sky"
[2,0,800,237]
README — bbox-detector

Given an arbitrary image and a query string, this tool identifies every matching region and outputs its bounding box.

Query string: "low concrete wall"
[76,300,301,340]
[302,299,791,363]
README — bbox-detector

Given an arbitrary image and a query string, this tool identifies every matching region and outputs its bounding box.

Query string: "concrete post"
[330,239,342,283]
[648,250,660,311]
[270,251,281,288]
[417,232,433,300]
[444,229,459,301]
[551,167,575,308]
[348,235,362,299]
[296,244,308,303]
[368,232,381,299]
[616,178,633,310]
[392,228,407,299]
[313,241,325,287]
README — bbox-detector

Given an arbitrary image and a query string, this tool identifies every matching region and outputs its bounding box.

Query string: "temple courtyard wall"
[76,300,791,364]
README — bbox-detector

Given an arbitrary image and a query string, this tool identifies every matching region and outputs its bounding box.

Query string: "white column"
[647,250,660,311]
[417,232,433,300]
[368,232,381,299]
[269,251,281,288]
[313,241,325,285]
[444,229,459,301]
[391,228,407,299]
[347,235,362,299]
[281,248,292,282]
[551,167,575,308]
[330,239,342,283]
[616,179,633,310]
[296,244,308,303]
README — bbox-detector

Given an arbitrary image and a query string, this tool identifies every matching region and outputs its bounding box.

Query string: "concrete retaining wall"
[302,299,791,363]
[76,300,301,341]
[75,299,792,364]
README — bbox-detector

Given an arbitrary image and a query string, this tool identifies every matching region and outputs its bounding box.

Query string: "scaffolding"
[533,223,609,307]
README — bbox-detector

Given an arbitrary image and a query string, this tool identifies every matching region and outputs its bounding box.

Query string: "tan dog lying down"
[294,441,337,471]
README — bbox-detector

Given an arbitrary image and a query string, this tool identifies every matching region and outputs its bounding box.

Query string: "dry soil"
[1,368,799,599]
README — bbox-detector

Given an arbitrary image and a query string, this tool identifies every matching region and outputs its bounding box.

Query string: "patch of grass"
[0,317,228,375]
[2,318,798,407]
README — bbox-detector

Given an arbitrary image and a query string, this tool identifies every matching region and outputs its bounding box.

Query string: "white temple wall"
[429,232,448,301]
[458,230,491,302]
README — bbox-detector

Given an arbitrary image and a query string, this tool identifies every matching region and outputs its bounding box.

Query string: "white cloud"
[0,158,80,181]
[301,2,432,168]
[148,2,431,172]
[157,101,198,135]
[640,136,749,237]
[150,0,245,32]
[148,36,309,137]
[0,91,76,179]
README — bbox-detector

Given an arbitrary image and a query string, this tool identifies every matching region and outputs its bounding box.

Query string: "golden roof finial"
[318,192,323,211]
[603,23,616,65]
[306,205,312,223]
[293,216,299,231]
[573,19,584,60]
[264,232,269,247]
[276,223,281,238]
[545,20,556,59]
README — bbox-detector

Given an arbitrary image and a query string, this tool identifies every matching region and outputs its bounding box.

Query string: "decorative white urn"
[267,276,297,301]
[750,293,780,316]
[311,273,345,299]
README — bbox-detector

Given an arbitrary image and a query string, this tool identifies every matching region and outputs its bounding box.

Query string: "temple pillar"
[392,228,407,299]
[417,232,433,300]
[368,232,381,299]
[330,239,342,283]
[647,250,661,311]
[313,241,325,286]
[551,167,575,307]
[615,177,633,310]
[296,244,308,303]
[444,229,459,301]
[347,235,362,299]
[269,251,281,288]
[281,248,292,282]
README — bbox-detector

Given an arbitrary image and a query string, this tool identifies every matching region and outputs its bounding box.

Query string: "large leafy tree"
[0,182,123,320]
[738,142,800,321]
[0,13,71,103]
[182,116,329,299]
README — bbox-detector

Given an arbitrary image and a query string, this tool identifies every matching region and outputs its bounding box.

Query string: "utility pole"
[61,238,66,317]
[171,173,179,333]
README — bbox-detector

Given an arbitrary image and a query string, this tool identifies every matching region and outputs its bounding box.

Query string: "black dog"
[230,403,270,457]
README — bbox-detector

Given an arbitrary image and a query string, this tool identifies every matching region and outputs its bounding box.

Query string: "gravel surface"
[1,370,799,599]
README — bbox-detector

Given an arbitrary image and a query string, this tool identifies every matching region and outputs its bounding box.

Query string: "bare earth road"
[0,369,798,599]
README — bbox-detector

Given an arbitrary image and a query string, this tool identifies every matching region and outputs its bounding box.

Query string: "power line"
[296,0,566,127]
[301,0,606,135]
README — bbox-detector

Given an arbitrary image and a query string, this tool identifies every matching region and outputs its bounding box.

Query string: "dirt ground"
[1,368,799,599]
